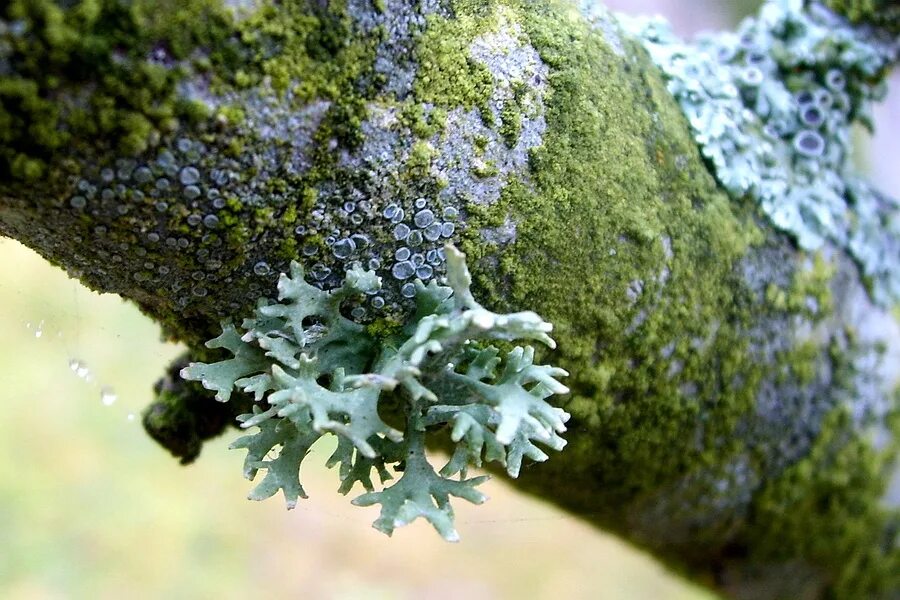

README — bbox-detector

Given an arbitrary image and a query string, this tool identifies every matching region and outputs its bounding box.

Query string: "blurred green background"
[2,1,897,598]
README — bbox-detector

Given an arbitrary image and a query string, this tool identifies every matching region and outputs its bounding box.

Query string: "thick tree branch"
[1,0,898,597]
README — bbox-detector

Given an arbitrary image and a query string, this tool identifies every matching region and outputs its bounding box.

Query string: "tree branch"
[1,0,898,597]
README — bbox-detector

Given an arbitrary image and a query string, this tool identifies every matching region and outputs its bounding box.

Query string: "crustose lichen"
[181,245,570,541]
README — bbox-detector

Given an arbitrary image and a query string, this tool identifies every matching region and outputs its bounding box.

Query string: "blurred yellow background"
[0,238,715,599]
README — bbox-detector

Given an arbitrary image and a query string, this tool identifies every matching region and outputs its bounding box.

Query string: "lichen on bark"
[1,0,898,597]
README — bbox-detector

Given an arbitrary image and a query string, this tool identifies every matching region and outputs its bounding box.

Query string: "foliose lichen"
[620,0,900,305]
[180,245,570,540]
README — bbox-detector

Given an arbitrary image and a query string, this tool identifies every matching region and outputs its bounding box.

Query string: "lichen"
[181,246,570,540]
[1,0,897,593]
[621,0,900,305]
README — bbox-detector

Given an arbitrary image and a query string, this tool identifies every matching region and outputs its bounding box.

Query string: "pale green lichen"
[621,0,900,305]
[181,245,570,540]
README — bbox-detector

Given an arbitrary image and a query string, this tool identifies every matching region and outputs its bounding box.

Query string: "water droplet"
[184,185,201,200]
[392,261,415,280]
[393,224,410,240]
[134,166,153,183]
[424,223,442,241]
[180,166,200,185]
[332,237,356,259]
[253,261,271,276]
[414,209,435,228]
[441,222,456,238]
[157,149,177,167]
[68,359,91,381]
[100,386,117,406]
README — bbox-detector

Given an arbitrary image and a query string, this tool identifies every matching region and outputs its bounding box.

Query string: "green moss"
[397,1,889,587]
[767,252,835,318]
[435,0,763,513]
[746,407,900,597]
[499,82,527,146]
[0,0,239,180]
[414,12,496,122]
[824,0,900,35]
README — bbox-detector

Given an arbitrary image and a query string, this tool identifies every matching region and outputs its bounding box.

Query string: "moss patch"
[824,0,900,35]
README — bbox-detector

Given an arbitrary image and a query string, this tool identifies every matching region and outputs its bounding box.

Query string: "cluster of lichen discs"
[293,189,460,320]
[180,245,570,541]
[63,134,262,314]
[620,0,900,305]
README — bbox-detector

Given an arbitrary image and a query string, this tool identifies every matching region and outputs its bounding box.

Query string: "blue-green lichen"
[621,0,900,305]
[181,246,570,540]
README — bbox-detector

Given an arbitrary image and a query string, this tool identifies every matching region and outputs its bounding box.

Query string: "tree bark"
[1,1,898,597]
